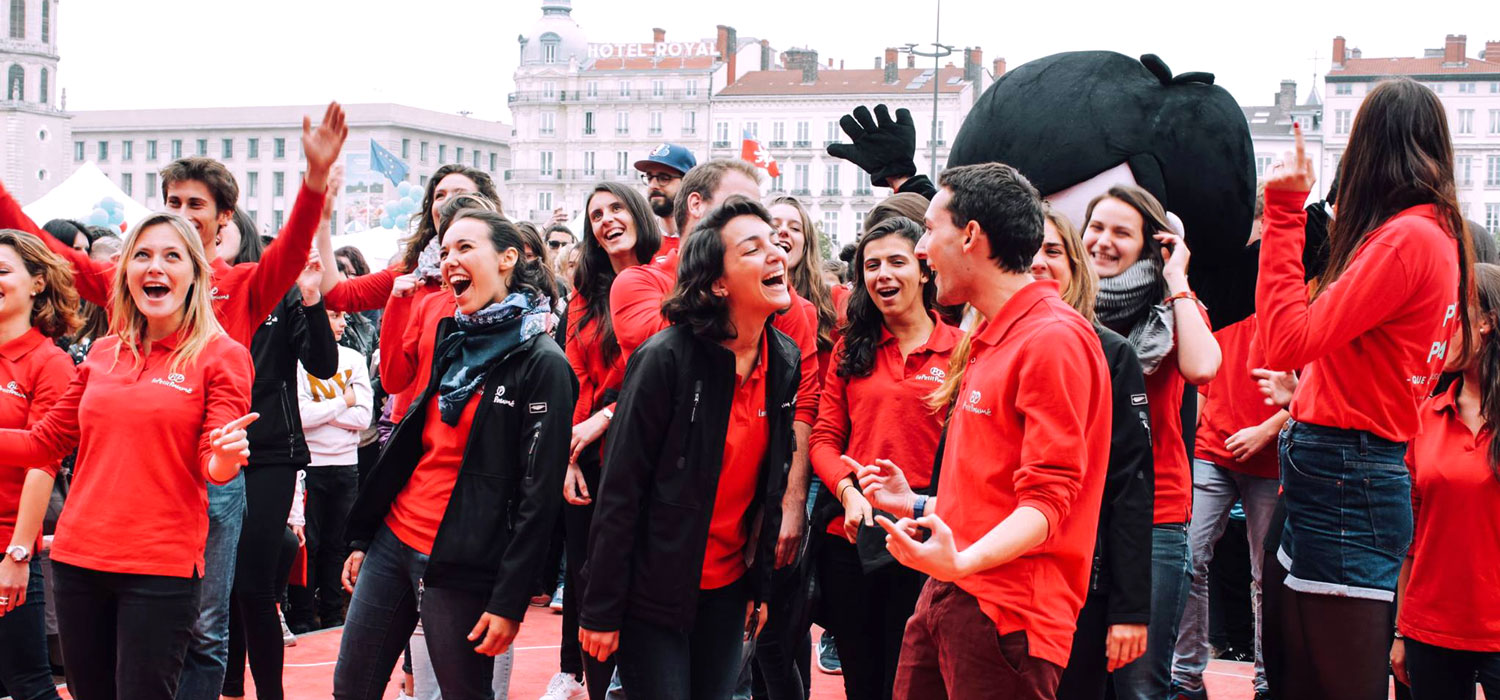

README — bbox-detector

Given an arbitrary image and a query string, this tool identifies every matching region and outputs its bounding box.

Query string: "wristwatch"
[5,545,30,563]
[912,495,929,519]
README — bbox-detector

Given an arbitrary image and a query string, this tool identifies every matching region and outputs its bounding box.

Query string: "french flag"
[740,130,780,178]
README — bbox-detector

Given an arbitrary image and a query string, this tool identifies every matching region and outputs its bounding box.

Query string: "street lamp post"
[902,0,953,180]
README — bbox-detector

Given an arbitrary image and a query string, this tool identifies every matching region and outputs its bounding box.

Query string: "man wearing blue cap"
[634,143,697,258]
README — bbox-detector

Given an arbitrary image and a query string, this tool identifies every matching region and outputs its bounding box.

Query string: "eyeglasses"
[547,240,569,249]
[640,172,681,186]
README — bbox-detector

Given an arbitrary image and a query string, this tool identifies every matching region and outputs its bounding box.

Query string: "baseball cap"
[634,143,698,176]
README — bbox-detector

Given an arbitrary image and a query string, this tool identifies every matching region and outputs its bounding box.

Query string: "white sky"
[56,0,1500,124]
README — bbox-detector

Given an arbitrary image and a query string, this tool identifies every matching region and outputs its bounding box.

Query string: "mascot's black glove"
[826,105,917,188]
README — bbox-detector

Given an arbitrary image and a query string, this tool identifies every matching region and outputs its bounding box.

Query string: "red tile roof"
[717,67,970,96]
[1331,56,1500,78]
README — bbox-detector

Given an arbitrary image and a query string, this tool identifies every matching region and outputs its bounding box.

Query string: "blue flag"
[369,139,410,186]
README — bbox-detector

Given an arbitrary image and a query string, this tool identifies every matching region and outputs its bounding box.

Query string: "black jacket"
[1090,325,1155,625]
[346,327,578,621]
[247,290,339,466]
[580,324,800,633]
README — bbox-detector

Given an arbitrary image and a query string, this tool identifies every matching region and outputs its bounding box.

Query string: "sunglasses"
[547,240,568,249]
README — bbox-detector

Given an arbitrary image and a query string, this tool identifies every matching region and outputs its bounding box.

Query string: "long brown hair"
[768,195,836,353]
[838,218,936,379]
[574,183,661,366]
[1319,78,1475,361]
[1468,263,1500,482]
[397,165,501,273]
[0,230,81,339]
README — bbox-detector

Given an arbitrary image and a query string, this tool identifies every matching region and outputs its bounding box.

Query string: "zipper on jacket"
[678,380,703,470]
[525,421,543,482]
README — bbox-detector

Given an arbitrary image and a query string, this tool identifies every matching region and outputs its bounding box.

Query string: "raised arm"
[0,179,115,305]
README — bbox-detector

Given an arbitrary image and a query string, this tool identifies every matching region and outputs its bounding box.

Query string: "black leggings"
[561,459,614,700]
[222,463,297,700]
[816,533,925,700]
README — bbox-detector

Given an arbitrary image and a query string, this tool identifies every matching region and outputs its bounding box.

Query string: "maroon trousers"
[893,579,1063,700]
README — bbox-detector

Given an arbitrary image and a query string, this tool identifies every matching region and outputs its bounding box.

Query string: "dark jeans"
[51,561,201,700]
[561,460,614,699]
[750,554,814,700]
[305,465,358,624]
[818,533,925,700]
[333,526,499,700]
[893,580,1062,700]
[224,464,297,700]
[616,577,750,700]
[176,474,245,700]
[1111,523,1190,700]
[0,558,61,700]
[1405,637,1500,700]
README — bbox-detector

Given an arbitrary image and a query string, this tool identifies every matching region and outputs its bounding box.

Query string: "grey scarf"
[1095,259,1176,375]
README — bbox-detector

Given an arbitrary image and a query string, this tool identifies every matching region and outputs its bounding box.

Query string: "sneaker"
[550,583,565,612]
[1253,692,1272,700]
[816,632,841,675]
[279,608,297,647]
[539,672,588,700]
[530,593,553,607]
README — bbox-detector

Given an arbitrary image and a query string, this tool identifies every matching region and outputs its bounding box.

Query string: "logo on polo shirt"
[263,313,279,326]
[0,381,25,399]
[493,385,515,407]
[960,389,993,416]
[914,366,946,383]
[210,286,229,302]
[153,372,194,394]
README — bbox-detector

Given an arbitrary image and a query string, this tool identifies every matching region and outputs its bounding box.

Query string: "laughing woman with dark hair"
[579,196,798,700]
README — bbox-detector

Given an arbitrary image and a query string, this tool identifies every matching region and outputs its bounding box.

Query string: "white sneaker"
[279,608,297,647]
[539,672,587,700]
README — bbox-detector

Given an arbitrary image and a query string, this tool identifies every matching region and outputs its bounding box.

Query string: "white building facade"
[2,0,70,203]
[69,103,510,235]
[1244,80,1326,198]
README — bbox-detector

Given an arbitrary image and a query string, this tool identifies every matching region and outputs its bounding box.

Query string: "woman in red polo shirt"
[579,196,798,700]
[1080,184,1219,700]
[552,182,661,700]
[1258,80,1475,699]
[0,230,79,700]
[334,208,575,700]
[0,213,256,700]
[1389,262,1500,698]
[769,196,838,385]
[809,216,957,700]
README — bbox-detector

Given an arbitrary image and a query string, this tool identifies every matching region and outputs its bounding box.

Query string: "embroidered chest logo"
[914,366,946,383]
[0,381,26,399]
[263,314,279,326]
[210,286,230,302]
[493,385,515,407]
[960,389,993,416]
[153,372,194,394]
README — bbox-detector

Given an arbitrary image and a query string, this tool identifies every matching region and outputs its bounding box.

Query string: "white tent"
[23,162,153,230]
[329,227,406,270]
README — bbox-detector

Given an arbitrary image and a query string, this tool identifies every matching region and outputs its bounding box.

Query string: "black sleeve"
[578,339,676,633]
[486,348,579,619]
[896,174,937,201]
[294,296,340,380]
[1099,330,1155,625]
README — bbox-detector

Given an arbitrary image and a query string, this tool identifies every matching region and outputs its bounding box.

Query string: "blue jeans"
[175,474,245,700]
[0,558,61,700]
[616,578,751,700]
[333,526,507,700]
[1112,523,1190,700]
[1172,459,1280,694]
[1278,420,1410,601]
[410,619,513,700]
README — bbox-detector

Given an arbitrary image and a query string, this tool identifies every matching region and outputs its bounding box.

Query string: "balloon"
[380,214,394,229]
[396,182,413,197]
[88,208,109,226]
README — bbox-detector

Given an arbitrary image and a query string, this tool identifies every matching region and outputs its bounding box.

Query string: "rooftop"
[69,103,510,141]
[717,66,969,97]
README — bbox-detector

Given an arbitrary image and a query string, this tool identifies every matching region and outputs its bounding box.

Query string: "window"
[538,192,553,211]
[772,121,786,145]
[770,172,784,192]
[122,140,133,161]
[1489,204,1500,234]
[471,150,481,168]
[583,151,596,175]
[543,81,556,98]
[401,139,410,159]
[1491,110,1500,135]
[826,120,840,144]
[40,0,48,42]
[586,81,598,98]
[273,171,285,197]
[37,67,45,103]
[7,65,22,100]
[824,163,840,194]
[247,171,259,197]
[1460,82,1476,94]
[542,40,557,64]
[121,173,132,196]
[618,81,631,97]
[715,121,729,146]
[616,151,628,176]
[419,175,428,187]
[196,138,207,156]
[1489,156,1500,187]
[583,111,595,135]
[456,147,465,164]
[273,209,284,232]
[793,163,810,193]
[652,79,664,97]
[1431,82,1444,94]
[854,210,867,233]
[1255,155,1274,176]
[1335,110,1352,135]
[936,120,945,143]
[8,0,22,39]
[438,144,447,163]
[795,121,810,146]
[856,170,872,194]
[540,151,553,176]
[96,141,108,161]
[686,80,698,97]
[683,111,696,135]
[1493,82,1500,93]
[1458,110,1474,135]
[147,139,157,160]
[650,111,663,135]
[822,211,839,241]
[615,112,629,135]
[1335,83,1352,96]
[274,137,286,159]
[489,153,497,172]
[247,138,258,159]
[146,172,157,200]
[420,141,429,163]
[171,139,182,159]
[222,138,233,159]
[540,112,555,136]
[745,122,759,139]
[72,141,82,161]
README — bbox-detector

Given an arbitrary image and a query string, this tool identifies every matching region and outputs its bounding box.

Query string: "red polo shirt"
[1257,189,1459,441]
[934,280,1111,668]
[655,233,680,264]
[566,289,627,424]
[0,329,76,551]
[386,391,480,555]
[701,335,770,589]
[1195,316,1281,479]
[377,283,449,425]
[0,332,253,577]
[1398,381,1500,651]
[810,315,959,537]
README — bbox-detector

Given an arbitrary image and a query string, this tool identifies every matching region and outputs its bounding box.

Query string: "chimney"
[885,48,899,83]
[827,58,833,68]
[963,47,983,82]
[840,60,844,70]
[907,54,915,68]
[1445,34,1467,66]
[993,57,1006,76]
[1332,36,1347,69]
[1277,80,1297,110]
[716,25,738,86]
[760,39,771,71]
[874,56,881,69]
[652,27,665,43]
[783,48,819,83]
[1351,47,1361,59]
[1486,40,1500,62]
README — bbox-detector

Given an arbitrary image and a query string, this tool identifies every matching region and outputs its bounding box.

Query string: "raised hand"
[1265,122,1316,193]
[825,104,917,188]
[322,165,345,223]
[298,251,324,306]
[303,102,349,192]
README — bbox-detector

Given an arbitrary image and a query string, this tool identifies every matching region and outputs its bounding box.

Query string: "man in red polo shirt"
[858,163,1113,699]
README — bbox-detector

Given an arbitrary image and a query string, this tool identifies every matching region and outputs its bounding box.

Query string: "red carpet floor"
[49,608,1280,699]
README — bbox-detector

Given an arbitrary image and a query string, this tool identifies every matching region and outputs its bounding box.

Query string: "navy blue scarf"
[434,292,550,425]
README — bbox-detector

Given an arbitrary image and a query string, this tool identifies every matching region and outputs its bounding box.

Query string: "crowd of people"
[0,74,1494,700]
